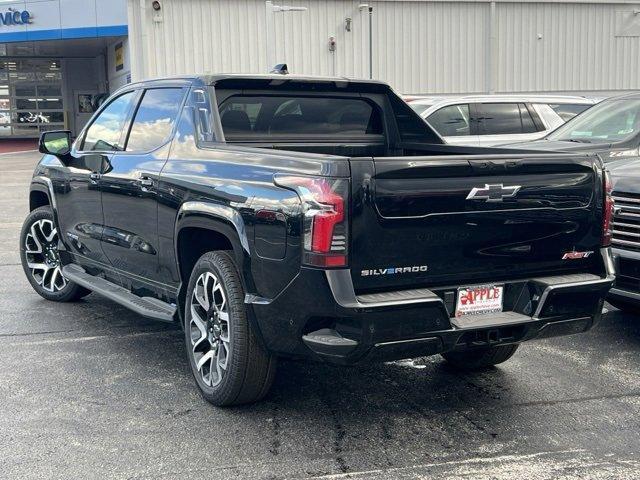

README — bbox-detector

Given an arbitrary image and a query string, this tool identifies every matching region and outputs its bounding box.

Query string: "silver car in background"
[405,95,597,146]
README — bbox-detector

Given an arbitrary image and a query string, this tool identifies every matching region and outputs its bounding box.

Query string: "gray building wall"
[127,0,640,95]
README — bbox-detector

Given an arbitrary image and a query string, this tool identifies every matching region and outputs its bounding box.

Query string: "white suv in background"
[405,95,597,146]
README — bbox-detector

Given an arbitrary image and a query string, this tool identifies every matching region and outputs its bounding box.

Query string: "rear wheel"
[441,344,519,370]
[19,206,90,302]
[184,251,276,406]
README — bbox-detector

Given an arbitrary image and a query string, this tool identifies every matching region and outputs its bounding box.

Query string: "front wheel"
[184,251,276,406]
[19,206,90,302]
[441,344,519,371]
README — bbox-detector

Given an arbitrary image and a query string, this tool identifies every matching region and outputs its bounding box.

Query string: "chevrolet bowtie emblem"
[466,183,521,202]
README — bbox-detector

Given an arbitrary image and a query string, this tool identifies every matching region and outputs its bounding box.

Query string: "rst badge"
[562,251,594,260]
[361,265,428,276]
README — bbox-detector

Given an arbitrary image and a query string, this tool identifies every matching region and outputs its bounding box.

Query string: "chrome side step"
[62,264,176,323]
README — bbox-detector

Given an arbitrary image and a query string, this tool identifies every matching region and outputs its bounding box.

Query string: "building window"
[0,58,64,138]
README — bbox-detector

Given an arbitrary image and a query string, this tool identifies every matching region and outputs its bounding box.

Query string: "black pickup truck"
[21,75,614,406]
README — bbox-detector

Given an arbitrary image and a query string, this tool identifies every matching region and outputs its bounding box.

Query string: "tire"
[441,344,519,371]
[184,251,276,406]
[607,297,640,315]
[19,206,90,302]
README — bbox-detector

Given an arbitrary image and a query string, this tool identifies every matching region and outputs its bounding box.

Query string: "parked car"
[405,95,596,146]
[499,92,640,163]
[21,75,613,406]
[603,158,640,313]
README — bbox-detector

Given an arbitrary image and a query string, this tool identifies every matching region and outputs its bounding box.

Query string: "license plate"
[455,284,504,318]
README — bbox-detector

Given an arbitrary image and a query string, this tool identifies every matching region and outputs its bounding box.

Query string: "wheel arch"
[29,184,51,211]
[174,202,254,314]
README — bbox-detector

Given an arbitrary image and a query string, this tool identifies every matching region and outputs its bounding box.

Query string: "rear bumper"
[249,249,614,365]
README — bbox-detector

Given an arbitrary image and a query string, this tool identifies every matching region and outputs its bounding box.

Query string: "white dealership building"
[127,0,640,96]
[0,0,640,138]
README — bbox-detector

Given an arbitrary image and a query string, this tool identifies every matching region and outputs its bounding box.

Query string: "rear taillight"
[602,170,614,247]
[275,175,349,267]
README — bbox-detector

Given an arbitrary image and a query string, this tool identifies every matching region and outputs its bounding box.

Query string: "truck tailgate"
[349,155,604,293]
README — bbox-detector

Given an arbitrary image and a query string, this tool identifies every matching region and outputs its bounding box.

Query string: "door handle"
[137,176,154,188]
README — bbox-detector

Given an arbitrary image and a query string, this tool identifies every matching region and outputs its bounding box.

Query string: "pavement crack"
[316,376,350,474]
[268,403,282,456]
[0,328,180,346]
[513,390,640,407]
[0,328,84,338]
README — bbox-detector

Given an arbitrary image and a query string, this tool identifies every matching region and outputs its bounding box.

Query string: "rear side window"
[477,103,539,135]
[82,91,136,151]
[548,103,591,122]
[126,88,185,152]
[218,95,382,138]
[427,104,470,137]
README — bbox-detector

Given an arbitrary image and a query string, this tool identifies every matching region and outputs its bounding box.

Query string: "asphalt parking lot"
[2,151,640,479]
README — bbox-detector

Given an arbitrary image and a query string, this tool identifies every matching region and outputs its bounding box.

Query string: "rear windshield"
[218,95,383,138]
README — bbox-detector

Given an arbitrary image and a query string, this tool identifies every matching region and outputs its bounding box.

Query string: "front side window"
[126,88,185,152]
[82,91,136,151]
[427,104,471,137]
[548,98,640,144]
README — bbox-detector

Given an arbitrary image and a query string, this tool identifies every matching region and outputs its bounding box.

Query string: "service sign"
[455,284,504,318]
[0,10,31,26]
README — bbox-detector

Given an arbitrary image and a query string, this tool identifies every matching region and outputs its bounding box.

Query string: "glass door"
[0,58,65,138]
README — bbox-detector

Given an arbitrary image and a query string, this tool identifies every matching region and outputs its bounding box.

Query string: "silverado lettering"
[361,266,428,276]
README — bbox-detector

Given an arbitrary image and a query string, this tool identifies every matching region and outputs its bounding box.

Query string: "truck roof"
[120,74,391,92]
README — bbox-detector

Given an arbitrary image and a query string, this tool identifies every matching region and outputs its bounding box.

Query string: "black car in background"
[502,92,640,312]
[501,92,640,162]
[607,159,640,313]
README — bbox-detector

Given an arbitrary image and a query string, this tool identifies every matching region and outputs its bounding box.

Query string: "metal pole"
[368,6,373,79]
[359,4,373,79]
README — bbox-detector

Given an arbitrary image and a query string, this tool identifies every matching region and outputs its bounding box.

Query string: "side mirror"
[39,130,72,157]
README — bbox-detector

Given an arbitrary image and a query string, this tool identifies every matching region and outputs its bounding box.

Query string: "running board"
[62,264,176,323]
